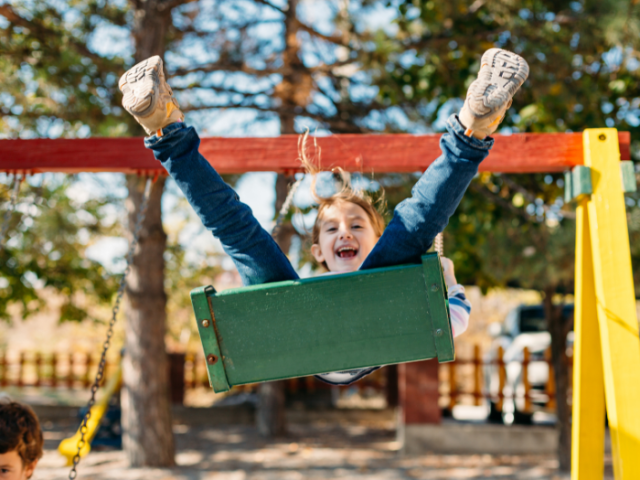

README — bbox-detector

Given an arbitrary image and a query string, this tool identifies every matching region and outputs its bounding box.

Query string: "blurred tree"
[0,177,119,324]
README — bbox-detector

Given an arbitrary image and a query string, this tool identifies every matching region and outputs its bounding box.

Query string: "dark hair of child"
[0,400,44,469]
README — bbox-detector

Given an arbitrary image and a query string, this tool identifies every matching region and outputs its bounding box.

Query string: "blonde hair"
[297,131,386,247]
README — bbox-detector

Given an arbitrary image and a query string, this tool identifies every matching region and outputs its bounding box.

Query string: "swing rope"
[68,177,153,480]
[434,232,444,257]
[271,175,303,238]
[0,174,23,249]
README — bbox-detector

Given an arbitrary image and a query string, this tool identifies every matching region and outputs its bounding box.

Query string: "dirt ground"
[35,422,606,480]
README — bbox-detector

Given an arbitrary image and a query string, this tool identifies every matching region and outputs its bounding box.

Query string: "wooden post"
[473,345,482,407]
[83,353,92,388]
[522,347,531,413]
[167,352,186,405]
[497,346,505,412]
[385,365,399,407]
[288,378,298,394]
[0,352,6,388]
[571,129,640,479]
[545,348,556,411]
[34,353,42,387]
[67,353,75,389]
[187,353,196,389]
[448,360,457,412]
[399,359,441,424]
[305,375,315,393]
[17,352,24,387]
[51,353,58,388]
[200,355,209,388]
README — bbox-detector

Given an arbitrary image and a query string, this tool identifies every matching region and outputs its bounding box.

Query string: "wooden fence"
[439,345,572,413]
[0,346,571,413]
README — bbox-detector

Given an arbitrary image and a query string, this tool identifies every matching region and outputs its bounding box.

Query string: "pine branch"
[158,0,198,12]
[170,61,284,77]
[253,0,286,14]
[0,4,123,70]
[295,19,349,47]
[173,84,274,96]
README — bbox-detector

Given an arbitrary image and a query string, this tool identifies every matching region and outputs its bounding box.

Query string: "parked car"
[484,303,574,424]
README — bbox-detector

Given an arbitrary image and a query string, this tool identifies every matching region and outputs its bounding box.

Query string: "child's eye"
[326,227,337,232]
[352,224,362,229]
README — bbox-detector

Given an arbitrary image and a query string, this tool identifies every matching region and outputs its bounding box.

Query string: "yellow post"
[571,197,605,479]
[575,129,640,479]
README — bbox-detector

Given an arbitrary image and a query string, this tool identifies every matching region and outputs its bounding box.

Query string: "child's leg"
[120,56,298,286]
[361,48,528,271]
[360,114,491,270]
[145,123,299,286]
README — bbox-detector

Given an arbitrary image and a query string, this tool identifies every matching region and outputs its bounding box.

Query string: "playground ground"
[36,421,614,480]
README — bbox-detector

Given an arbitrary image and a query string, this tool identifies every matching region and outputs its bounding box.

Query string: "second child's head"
[0,401,43,480]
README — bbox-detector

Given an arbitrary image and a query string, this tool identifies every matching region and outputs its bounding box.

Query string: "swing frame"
[1,130,638,479]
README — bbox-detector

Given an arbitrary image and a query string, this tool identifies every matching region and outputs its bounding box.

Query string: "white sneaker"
[119,56,184,135]
[459,48,529,139]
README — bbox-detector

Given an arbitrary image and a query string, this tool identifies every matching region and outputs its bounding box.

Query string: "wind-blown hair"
[297,131,386,247]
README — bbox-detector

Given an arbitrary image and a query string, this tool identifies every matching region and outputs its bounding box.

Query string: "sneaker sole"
[467,48,529,118]
[119,56,163,119]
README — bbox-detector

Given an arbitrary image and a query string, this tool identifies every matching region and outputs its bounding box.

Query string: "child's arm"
[441,256,471,337]
[360,115,492,271]
[361,115,491,270]
[145,123,299,286]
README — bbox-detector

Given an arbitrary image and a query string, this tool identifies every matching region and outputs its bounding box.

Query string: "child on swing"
[118,48,528,384]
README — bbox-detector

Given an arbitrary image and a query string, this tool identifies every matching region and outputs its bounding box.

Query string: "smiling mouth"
[336,246,358,259]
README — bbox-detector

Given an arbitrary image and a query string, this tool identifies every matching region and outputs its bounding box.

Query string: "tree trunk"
[543,286,572,472]
[121,0,175,467]
[122,176,175,466]
[256,0,303,438]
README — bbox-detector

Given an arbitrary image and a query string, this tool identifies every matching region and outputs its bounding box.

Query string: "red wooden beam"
[0,132,630,175]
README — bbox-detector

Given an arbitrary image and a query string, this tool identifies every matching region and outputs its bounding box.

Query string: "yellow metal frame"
[572,129,640,479]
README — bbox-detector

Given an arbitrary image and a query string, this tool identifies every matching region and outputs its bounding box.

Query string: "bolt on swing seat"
[190,252,454,393]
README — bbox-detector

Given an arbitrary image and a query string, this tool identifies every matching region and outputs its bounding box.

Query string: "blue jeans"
[144,115,493,285]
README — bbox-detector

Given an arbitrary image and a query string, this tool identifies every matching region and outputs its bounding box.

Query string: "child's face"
[0,450,37,480]
[311,201,379,273]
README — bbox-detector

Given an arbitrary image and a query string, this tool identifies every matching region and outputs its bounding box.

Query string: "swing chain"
[0,174,23,248]
[271,175,303,238]
[68,177,153,480]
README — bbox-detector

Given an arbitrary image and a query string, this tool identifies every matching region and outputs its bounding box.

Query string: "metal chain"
[68,177,153,480]
[271,176,303,238]
[434,232,444,257]
[0,174,23,249]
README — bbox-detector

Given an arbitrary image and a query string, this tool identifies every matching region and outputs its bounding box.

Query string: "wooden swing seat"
[190,252,453,393]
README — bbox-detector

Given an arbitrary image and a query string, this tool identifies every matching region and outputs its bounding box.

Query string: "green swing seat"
[190,252,455,393]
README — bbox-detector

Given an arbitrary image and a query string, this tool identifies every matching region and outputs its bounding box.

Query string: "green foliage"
[0,177,121,322]
[0,0,131,137]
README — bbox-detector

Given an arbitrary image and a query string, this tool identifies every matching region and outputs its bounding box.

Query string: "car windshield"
[519,307,547,333]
